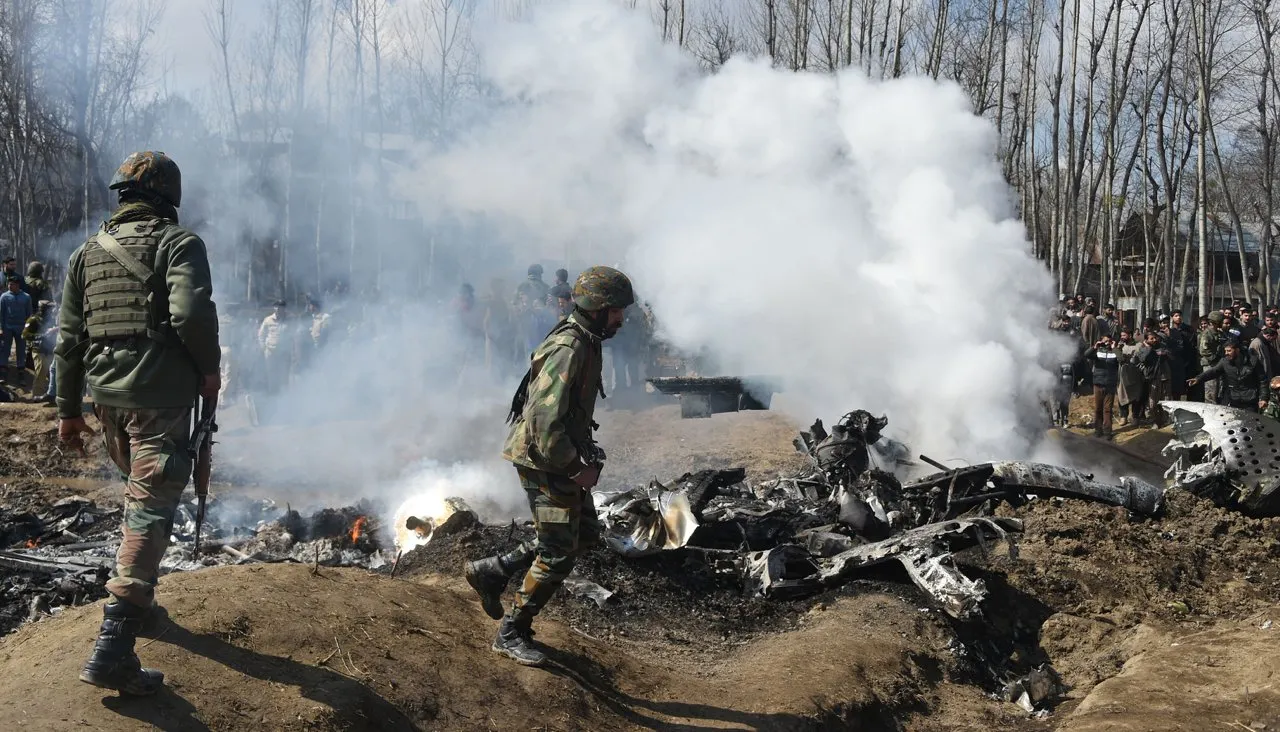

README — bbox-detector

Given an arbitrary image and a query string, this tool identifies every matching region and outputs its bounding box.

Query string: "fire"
[350,516,368,543]
[393,494,464,551]
[24,538,38,549]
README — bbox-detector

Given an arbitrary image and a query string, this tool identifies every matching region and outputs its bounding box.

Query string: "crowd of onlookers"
[450,263,655,394]
[0,257,56,403]
[1050,294,1280,439]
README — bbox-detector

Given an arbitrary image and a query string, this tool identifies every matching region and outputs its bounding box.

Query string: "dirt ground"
[0,396,1278,730]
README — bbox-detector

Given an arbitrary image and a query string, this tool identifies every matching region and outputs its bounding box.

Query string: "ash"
[0,493,393,636]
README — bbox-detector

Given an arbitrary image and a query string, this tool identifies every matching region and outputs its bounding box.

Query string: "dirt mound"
[0,563,1028,731]
[596,405,808,488]
[1059,620,1280,732]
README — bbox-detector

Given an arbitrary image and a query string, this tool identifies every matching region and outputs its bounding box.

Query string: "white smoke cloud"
[405,0,1073,462]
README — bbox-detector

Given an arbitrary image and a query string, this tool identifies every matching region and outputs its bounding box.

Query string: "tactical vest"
[82,219,175,342]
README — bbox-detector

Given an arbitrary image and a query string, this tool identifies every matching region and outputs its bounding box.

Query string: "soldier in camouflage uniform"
[465,266,635,666]
[1200,312,1226,404]
[55,151,220,695]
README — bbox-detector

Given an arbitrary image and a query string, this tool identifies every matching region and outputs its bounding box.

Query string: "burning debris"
[0,494,399,634]
[1161,402,1280,517]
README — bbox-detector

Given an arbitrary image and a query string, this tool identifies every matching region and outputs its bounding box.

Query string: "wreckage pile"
[581,410,1164,622]
[1161,401,1280,516]
[0,493,394,635]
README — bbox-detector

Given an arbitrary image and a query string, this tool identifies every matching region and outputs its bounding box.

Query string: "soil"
[0,395,1277,730]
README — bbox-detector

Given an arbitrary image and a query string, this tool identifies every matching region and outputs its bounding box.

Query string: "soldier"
[464,266,635,667]
[22,300,56,401]
[513,263,551,311]
[258,299,295,394]
[55,151,220,695]
[1199,312,1226,404]
[24,261,49,304]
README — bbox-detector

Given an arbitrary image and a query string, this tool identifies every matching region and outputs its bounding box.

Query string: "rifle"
[189,394,218,559]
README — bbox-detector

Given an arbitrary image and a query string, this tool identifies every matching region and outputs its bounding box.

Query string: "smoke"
[405,0,1074,462]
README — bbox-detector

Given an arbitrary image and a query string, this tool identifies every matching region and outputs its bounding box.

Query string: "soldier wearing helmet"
[465,265,635,667]
[512,263,553,355]
[55,151,220,696]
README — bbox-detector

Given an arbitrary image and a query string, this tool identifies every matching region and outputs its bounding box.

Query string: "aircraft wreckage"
[591,410,1165,620]
[1160,401,1280,517]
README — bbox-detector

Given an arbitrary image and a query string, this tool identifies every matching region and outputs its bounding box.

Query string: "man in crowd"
[1189,340,1269,412]
[1251,327,1280,380]
[1168,310,1196,399]
[1079,304,1100,348]
[1116,328,1143,426]
[258,299,295,395]
[1135,331,1172,427]
[1084,333,1120,439]
[1098,303,1118,338]
[549,269,573,321]
[306,295,331,352]
[464,266,635,667]
[2,256,24,290]
[1239,306,1261,343]
[55,151,220,695]
[1,275,32,382]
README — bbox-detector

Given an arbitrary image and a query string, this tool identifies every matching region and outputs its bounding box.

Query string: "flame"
[24,538,38,549]
[393,494,460,552]
[350,516,368,543]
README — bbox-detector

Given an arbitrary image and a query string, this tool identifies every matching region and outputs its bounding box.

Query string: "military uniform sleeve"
[165,231,220,376]
[525,342,587,473]
[54,248,88,419]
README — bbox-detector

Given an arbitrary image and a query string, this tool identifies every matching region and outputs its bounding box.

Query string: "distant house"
[1097,210,1280,316]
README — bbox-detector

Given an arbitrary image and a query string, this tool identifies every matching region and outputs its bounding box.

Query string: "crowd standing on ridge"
[1050,294,1280,440]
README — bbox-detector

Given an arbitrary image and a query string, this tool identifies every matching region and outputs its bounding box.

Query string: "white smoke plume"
[406,0,1073,463]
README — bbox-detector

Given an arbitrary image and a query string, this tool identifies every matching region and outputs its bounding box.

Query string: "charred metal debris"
[1160,402,1280,517]
[0,494,401,635]
[593,410,1165,623]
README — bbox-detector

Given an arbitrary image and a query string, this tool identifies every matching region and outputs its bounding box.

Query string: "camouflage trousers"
[95,405,192,608]
[510,466,601,619]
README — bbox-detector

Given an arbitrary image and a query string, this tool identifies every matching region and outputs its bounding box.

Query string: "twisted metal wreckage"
[1159,401,1280,517]
[591,410,1166,621]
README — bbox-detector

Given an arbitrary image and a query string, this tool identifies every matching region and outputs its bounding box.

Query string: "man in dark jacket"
[1250,328,1280,380]
[1239,307,1261,343]
[1085,334,1121,439]
[1188,340,1269,411]
[1135,332,1173,427]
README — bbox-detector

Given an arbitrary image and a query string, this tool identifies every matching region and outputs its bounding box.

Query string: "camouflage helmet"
[109,151,182,207]
[573,266,635,311]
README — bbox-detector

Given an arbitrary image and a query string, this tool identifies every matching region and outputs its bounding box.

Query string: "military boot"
[492,613,546,667]
[79,601,165,695]
[464,556,510,620]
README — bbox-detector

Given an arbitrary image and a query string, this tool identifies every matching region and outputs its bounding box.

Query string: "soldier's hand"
[200,373,221,400]
[58,417,95,457]
[571,464,601,489]
[1261,400,1269,410]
